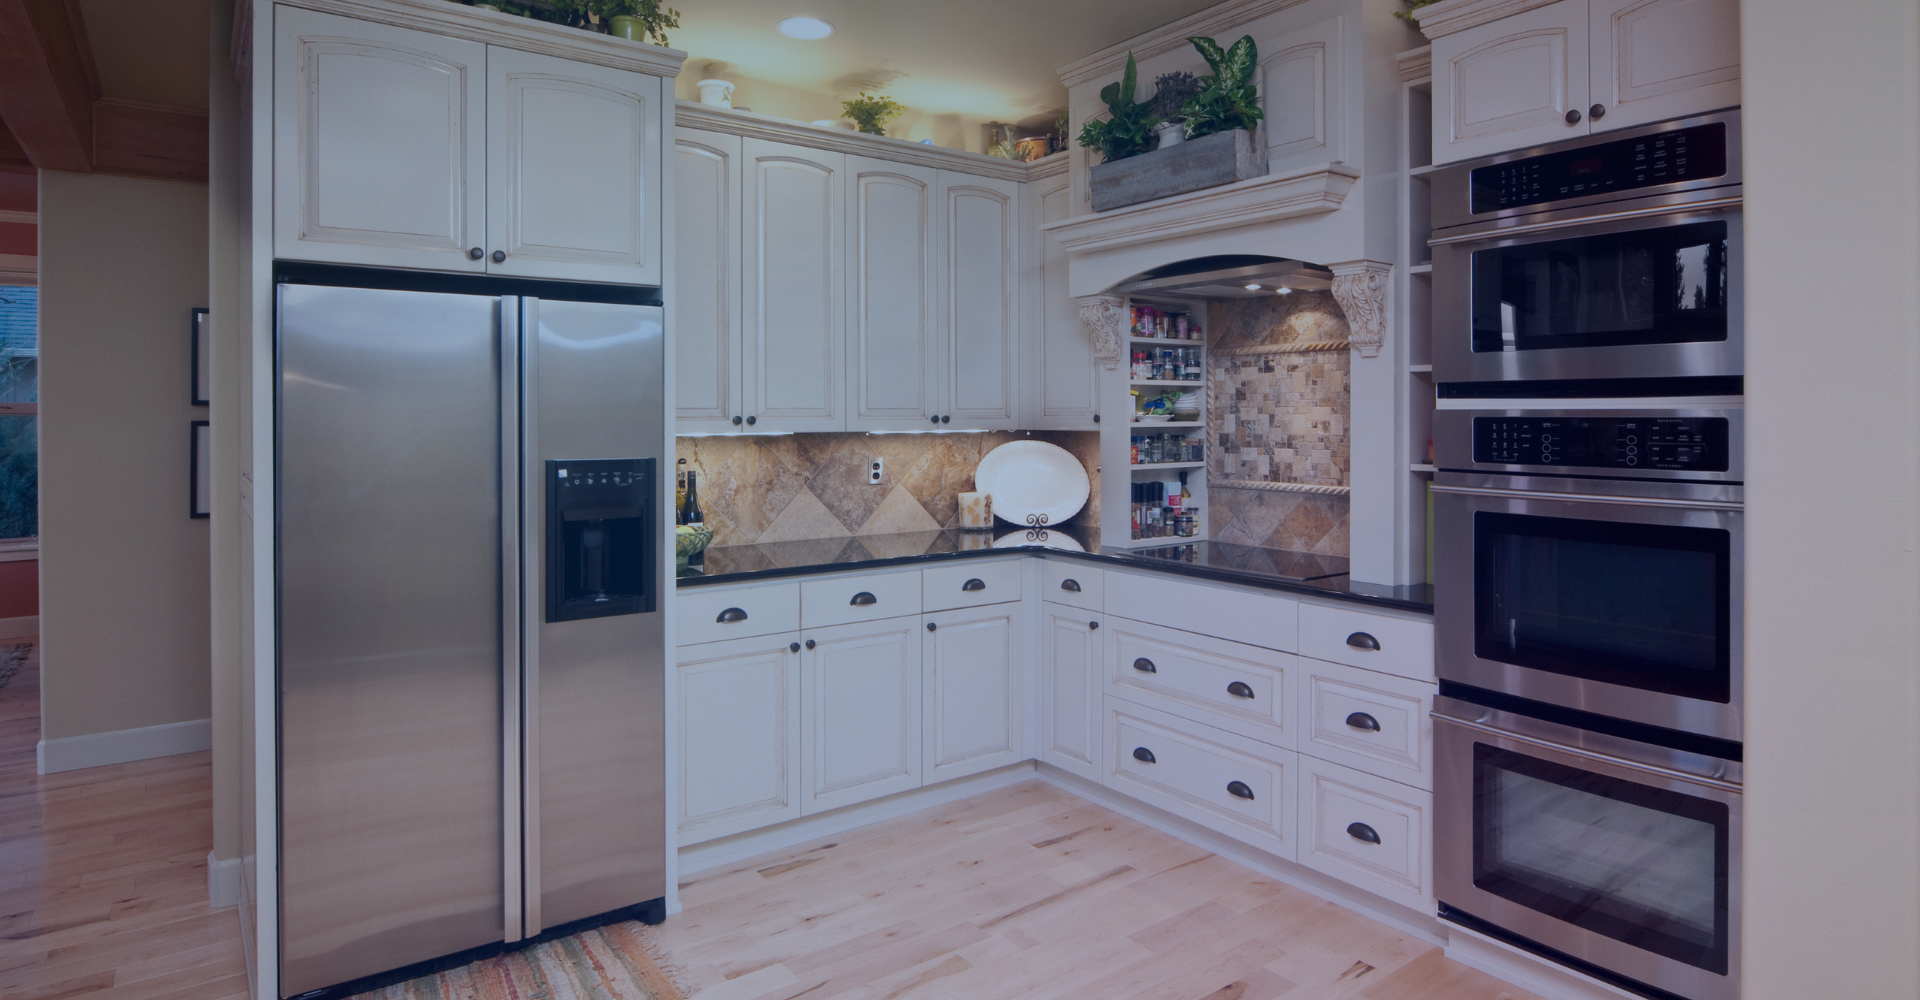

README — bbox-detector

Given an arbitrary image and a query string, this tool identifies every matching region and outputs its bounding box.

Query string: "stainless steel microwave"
[1430,111,1743,385]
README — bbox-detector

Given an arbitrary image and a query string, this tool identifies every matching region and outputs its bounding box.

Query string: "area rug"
[0,642,28,692]
[351,920,690,1000]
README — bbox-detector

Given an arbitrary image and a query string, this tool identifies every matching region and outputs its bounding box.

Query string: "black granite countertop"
[678,525,1433,614]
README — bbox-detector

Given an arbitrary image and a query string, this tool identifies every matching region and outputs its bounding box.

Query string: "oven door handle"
[1427,195,1743,247]
[1431,710,1742,792]
[1428,483,1744,511]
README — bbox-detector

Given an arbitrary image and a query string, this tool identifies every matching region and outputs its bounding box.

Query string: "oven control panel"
[1470,122,1729,213]
[1473,417,1729,471]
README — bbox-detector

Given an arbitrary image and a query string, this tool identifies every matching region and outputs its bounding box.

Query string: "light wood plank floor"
[661,780,1548,1000]
[0,644,250,1000]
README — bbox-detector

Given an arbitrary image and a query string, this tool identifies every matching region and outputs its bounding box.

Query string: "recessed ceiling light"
[1244,283,1261,291]
[1277,286,1293,294]
[777,17,834,39]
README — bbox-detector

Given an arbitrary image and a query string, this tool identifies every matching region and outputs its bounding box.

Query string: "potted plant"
[1076,52,1159,164]
[1085,35,1269,212]
[1149,71,1200,148]
[841,92,908,136]
[1178,35,1265,140]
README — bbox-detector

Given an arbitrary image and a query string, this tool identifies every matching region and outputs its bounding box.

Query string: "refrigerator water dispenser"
[546,458,656,622]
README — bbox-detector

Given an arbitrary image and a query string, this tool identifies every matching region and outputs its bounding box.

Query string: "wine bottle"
[683,472,704,525]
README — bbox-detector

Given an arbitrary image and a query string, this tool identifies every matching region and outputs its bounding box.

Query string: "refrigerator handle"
[500,296,527,944]
[519,296,544,937]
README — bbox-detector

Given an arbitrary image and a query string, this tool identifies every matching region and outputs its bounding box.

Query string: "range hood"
[1112,255,1334,300]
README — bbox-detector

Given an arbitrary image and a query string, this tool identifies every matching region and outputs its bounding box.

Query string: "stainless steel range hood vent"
[1113,255,1334,300]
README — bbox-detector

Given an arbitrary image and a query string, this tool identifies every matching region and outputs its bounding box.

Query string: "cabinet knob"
[468,247,484,260]
[1088,620,1099,630]
[1564,108,1582,124]
[1226,681,1255,699]
[491,249,506,263]
[1092,414,1101,423]
[926,621,937,632]
[1589,103,1607,120]
[1346,631,1381,651]
[1132,746,1156,764]
[790,641,801,652]
[745,415,757,426]
[850,591,877,607]
[1059,578,1082,593]
[1346,822,1381,845]
[1226,780,1255,801]
[931,415,941,425]
[1345,712,1382,732]
[941,415,950,424]
[804,638,816,649]
[716,607,748,623]
[961,578,986,592]
[732,416,743,426]
[1133,657,1156,674]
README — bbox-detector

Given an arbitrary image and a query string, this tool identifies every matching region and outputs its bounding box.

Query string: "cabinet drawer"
[1042,560,1102,611]
[1107,617,1293,747]
[1298,603,1433,681]
[1105,699,1296,861]
[1297,756,1432,911]
[678,582,800,645]
[1298,660,1434,789]
[922,559,1023,612]
[1106,571,1298,652]
[801,569,922,629]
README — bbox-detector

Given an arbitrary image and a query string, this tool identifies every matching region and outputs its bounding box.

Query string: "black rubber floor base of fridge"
[285,896,667,1000]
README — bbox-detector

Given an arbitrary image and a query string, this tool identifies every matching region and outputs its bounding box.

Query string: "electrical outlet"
[869,458,884,485]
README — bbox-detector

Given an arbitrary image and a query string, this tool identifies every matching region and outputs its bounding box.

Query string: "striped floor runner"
[351,921,687,1000]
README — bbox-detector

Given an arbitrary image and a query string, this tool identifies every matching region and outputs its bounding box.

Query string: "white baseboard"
[0,615,37,639]
[1444,922,1648,1000]
[208,851,244,909]
[37,717,212,773]
[678,762,1041,876]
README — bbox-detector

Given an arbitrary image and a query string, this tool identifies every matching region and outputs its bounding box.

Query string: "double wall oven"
[1427,111,1743,1000]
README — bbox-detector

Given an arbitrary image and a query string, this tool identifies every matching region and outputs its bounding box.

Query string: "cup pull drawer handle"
[1132,746,1157,763]
[1226,681,1255,699]
[961,578,986,592]
[1226,781,1255,801]
[1346,631,1381,651]
[1060,578,1082,592]
[1133,657,1156,673]
[850,592,878,606]
[716,607,748,623]
[1345,712,1381,732]
[1346,822,1381,845]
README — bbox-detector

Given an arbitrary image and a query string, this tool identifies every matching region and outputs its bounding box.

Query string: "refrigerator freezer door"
[277,285,508,995]
[524,299,668,932]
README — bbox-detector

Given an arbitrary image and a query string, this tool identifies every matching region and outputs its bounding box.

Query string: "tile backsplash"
[677,431,1100,548]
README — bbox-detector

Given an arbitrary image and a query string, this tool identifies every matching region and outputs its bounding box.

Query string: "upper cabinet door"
[674,128,742,432]
[1588,0,1740,131]
[1030,174,1098,429]
[1432,0,1590,164]
[486,47,662,285]
[1261,16,1343,174]
[742,139,844,432]
[940,172,1020,429]
[273,7,487,271]
[846,157,939,432]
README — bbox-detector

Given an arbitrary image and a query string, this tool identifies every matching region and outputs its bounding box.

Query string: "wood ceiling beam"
[0,119,34,176]
[93,100,207,184]
[0,0,98,172]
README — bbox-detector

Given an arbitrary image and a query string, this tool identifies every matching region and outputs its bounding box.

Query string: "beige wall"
[1743,0,1920,996]
[37,170,211,742]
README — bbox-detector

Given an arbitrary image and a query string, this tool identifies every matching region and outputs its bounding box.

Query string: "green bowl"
[676,524,713,567]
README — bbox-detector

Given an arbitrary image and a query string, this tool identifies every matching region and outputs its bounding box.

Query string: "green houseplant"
[841,92,908,135]
[1179,35,1264,140]
[1077,52,1160,162]
[1149,71,1200,147]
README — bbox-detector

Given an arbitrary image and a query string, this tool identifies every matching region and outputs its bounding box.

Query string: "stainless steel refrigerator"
[276,280,667,997]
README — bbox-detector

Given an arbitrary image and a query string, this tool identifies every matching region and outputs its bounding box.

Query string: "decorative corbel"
[1077,294,1128,370]
[1328,260,1393,358]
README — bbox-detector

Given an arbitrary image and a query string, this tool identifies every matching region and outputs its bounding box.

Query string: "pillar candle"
[957,491,992,531]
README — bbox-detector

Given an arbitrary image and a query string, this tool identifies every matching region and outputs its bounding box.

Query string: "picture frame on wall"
[191,308,210,406]
[191,420,210,519]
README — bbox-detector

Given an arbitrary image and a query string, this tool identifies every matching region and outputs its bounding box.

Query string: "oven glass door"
[1473,741,1730,975]
[1475,510,1731,703]
[1470,220,1730,353]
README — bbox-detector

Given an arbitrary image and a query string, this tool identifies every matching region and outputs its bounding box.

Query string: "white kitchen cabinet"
[1260,15,1343,173]
[273,7,487,272]
[800,616,923,813]
[1296,755,1433,912]
[923,603,1026,782]
[677,633,802,844]
[1432,0,1590,164]
[743,139,845,432]
[1028,171,1099,430]
[1588,0,1740,130]
[1040,601,1103,781]
[846,157,940,431]
[939,171,1021,429]
[486,47,661,284]
[673,128,742,432]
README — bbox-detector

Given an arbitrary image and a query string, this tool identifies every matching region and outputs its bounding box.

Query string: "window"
[0,285,36,540]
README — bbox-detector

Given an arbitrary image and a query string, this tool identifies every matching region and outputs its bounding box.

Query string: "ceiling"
[665,0,1226,128]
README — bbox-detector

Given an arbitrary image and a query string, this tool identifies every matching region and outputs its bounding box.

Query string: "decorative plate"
[993,529,1087,552]
[975,440,1090,528]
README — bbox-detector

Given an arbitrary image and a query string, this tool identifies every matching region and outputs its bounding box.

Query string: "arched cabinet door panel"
[743,140,845,432]
[1588,0,1740,131]
[674,129,742,432]
[1432,0,1589,165]
[846,158,939,431]
[940,172,1020,429]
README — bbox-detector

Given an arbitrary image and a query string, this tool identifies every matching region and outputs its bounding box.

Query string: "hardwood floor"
[661,780,1547,1000]
[0,645,250,1000]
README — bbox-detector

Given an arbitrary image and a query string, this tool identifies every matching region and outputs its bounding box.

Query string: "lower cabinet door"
[1296,755,1433,911]
[1040,602,1102,780]
[923,603,1025,782]
[1105,699,1297,861]
[676,633,802,844]
[801,616,924,814]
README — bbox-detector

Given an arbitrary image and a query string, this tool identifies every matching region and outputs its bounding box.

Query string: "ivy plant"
[841,92,908,135]
[1179,35,1265,140]
[1077,52,1161,163]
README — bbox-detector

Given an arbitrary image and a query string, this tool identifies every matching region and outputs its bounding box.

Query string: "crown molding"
[674,102,1034,181]
[1411,0,1563,39]
[1397,44,1432,82]
[1028,151,1070,180]
[1057,0,1316,90]
[1038,162,1359,254]
[267,0,688,77]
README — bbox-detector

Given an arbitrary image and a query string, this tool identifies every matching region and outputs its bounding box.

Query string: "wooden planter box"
[1090,128,1267,212]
